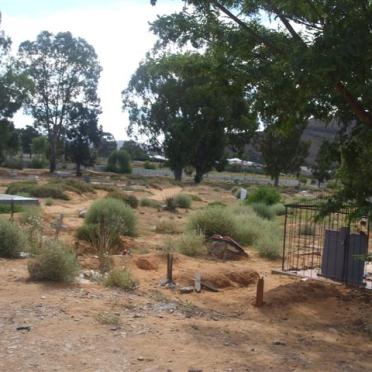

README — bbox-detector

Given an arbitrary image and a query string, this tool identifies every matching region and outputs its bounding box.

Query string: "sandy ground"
[0,174,371,371]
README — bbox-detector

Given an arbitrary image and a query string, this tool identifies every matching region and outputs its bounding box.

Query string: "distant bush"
[6,181,69,200]
[247,186,280,205]
[106,190,139,209]
[271,203,286,216]
[155,219,180,234]
[251,202,275,220]
[0,204,23,214]
[2,158,23,170]
[255,232,281,260]
[140,198,162,208]
[45,197,53,206]
[175,231,205,256]
[0,219,26,258]
[187,206,238,239]
[107,150,132,174]
[144,161,156,170]
[59,179,95,194]
[207,201,226,208]
[174,193,192,209]
[30,157,47,169]
[85,198,137,237]
[104,268,137,290]
[28,240,79,282]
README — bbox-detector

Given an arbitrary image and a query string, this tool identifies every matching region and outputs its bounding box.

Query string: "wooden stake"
[255,277,264,307]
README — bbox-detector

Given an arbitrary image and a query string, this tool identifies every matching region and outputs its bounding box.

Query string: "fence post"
[282,205,288,271]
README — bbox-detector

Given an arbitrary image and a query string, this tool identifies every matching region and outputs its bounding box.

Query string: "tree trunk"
[194,169,204,184]
[76,161,82,177]
[49,139,57,173]
[274,175,279,187]
[173,168,183,182]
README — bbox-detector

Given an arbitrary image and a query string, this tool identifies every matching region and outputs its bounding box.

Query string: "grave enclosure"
[282,203,371,288]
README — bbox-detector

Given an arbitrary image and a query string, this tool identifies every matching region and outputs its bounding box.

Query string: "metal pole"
[282,206,288,271]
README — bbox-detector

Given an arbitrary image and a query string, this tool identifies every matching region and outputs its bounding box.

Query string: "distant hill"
[240,119,340,165]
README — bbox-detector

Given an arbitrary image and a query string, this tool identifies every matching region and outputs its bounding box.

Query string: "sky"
[1,0,182,140]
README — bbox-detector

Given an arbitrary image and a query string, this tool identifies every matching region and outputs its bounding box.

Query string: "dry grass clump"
[104,268,137,290]
[0,218,26,258]
[6,181,69,200]
[174,193,192,208]
[28,240,79,282]
[155,219,180,234]
[106,190,139,208]
[187,205,282,260]
[175,231,206,257]
[140,198,162,208]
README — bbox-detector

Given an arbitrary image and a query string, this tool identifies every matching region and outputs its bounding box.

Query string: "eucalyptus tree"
[123,52,257,182]
[18,31,102,172]
[259,121,310,186]
[150,0,372,129]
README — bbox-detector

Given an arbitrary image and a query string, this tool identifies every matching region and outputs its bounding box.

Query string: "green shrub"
[144,161,156,170]
[174,193,192,209]
[255,232,281,260]
[0,204,23,214]
[175,231,206,256]
[106,150,132,174]
[187,206,238,239]
[247,186,280,205]
[140,198,162,208]
[6,181,69,200]
[234,214,266,246]
[28,240,79,282]
[155,219,180,234]
[252,202,275,220]
[45,197,54,206]
[271,203,286,216]
[85,198,137,237]
[30,157,46,169]
[106,190,138,208]
[0,219,27,258]
[2,158,23,169]
[104,268,137,290]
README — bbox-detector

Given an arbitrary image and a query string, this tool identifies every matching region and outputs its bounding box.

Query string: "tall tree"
[312,140,339,187]
[0,26,30,162]
[65,104,101,176]
[259,122,310,187]
[150,1,372,129]
[18,31,101,172]
[98,131,117,158]
[18,125,40,157]
[123,52,257,182]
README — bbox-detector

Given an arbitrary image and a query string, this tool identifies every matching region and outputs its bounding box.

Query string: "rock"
[79,209,87,218]
[180,287,194,294]
[137,356,144,361]
[272,340,287,346]
[135,257,158,271]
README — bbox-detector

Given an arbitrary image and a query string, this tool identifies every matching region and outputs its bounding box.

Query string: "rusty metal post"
[167,253,173,283]
[255,277,264,307]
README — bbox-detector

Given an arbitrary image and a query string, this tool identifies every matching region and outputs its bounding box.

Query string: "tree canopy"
[123,52,257,182]
[18,31,102,172]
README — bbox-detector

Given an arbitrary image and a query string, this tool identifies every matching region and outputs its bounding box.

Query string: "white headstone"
[240,188,247,200]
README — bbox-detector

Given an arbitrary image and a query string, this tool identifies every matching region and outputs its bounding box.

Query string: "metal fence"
[282,203,371,288]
